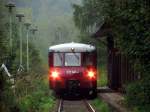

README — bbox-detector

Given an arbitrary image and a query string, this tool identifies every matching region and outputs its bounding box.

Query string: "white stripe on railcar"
[49,42,95,52]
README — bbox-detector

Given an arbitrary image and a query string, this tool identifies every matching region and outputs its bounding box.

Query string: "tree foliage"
[73,0,150,111]
[0,0,53,111]
[0,0,9,65]
[73,0,150,72]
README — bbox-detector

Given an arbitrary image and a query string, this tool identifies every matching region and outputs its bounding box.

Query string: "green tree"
[73,0,150,111]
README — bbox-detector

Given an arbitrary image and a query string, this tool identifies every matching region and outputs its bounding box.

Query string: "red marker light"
[86,67,96,79]
[88,71,95,78]
[49,68,60,80]
[51,71,59,79]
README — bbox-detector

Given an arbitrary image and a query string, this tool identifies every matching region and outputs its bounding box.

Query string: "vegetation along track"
[57,99,96,112]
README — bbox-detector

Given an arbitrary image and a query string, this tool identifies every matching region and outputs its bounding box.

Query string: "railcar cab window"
[83,52,95,66]
[54,53,63,66]
[65,53,81,66]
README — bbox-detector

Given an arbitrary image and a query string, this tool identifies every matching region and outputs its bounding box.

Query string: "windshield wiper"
[57,53,63,63]
[72,52,79,60]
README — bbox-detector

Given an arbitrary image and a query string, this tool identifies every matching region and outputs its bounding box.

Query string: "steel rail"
[57,99,96,112]
[57,99,63,112]
[83,100,96,112]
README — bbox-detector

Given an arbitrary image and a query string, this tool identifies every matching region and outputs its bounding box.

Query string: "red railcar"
[48,42,97,97]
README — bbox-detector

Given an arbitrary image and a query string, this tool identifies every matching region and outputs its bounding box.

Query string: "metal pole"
[24,23,31,72]
[16,14,24,73]
[30,27,38,39]
[20,22,23,67]
[9,13,12,55]
[5,1,16,55]
[27,28,29,71]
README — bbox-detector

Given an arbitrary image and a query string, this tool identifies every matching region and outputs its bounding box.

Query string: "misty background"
[14,0,82,64]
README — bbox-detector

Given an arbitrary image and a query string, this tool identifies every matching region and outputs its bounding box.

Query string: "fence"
[107,49,139,92]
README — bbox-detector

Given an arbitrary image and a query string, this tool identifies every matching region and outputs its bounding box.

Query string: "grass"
[91,98,111,112]
[97,66,108,87]
[18,75,56,112]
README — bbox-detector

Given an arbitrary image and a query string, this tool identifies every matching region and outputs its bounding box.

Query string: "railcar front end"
[48,43,97,97]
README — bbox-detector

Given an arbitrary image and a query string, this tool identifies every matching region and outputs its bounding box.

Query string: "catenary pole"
[16,14,25,73]
[24,23,31,72]
[5,1,16,55]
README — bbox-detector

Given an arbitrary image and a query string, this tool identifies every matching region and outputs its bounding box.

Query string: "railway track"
[57,99,96,112]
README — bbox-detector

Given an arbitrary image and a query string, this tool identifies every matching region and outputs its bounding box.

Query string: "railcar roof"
[49,42,95,52]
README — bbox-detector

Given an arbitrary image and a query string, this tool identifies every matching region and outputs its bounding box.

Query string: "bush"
[92,99,110,112]
[19,78,55,112]
[126,74,150,112]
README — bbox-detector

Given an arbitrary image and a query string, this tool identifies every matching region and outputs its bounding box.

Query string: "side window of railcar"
[54,53,63,66]
[65,53,81,66]
[83,52,94,66]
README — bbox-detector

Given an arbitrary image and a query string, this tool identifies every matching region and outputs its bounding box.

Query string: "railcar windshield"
[54,53,63,66]
[53,53,81,66]
[65,53,81,66]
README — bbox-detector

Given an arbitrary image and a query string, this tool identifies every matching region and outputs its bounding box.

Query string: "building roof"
[92,22,112,38]
[49,42,95,52]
